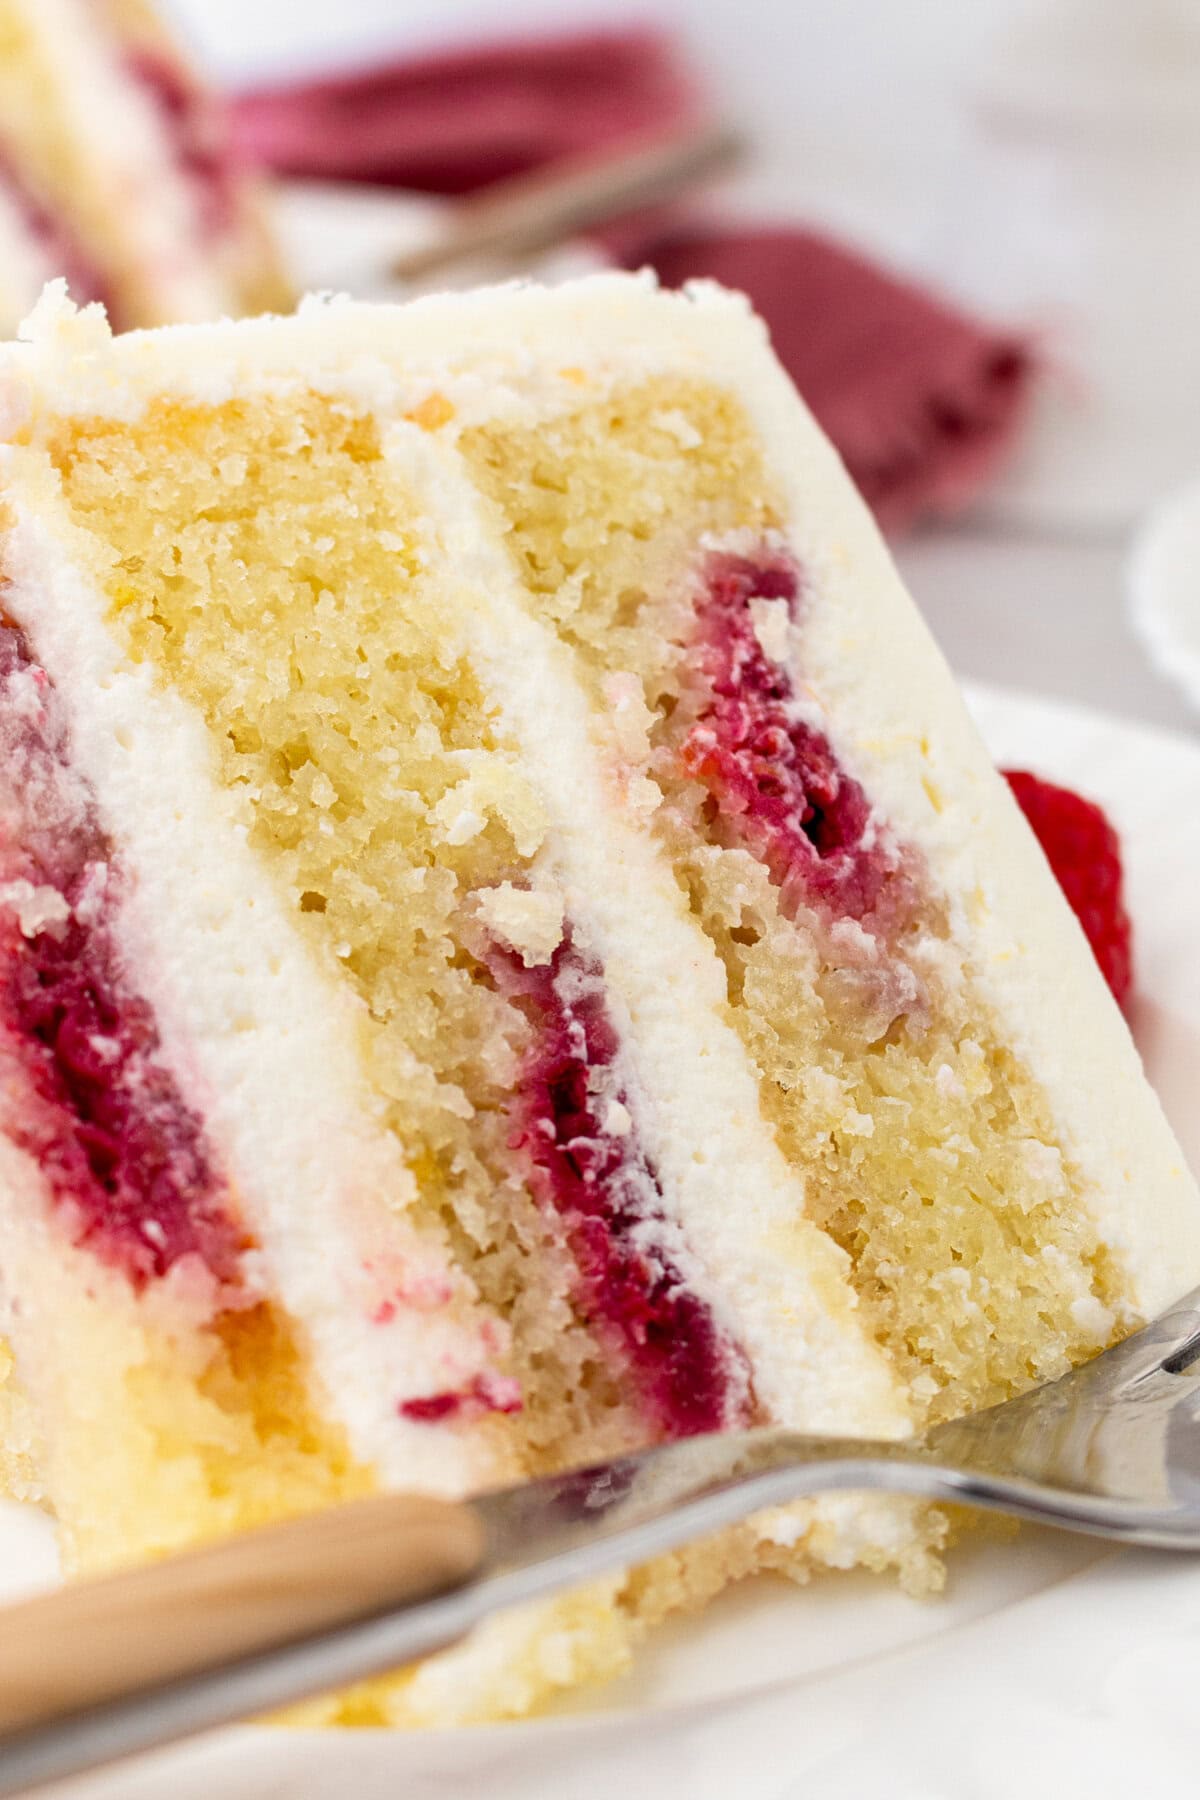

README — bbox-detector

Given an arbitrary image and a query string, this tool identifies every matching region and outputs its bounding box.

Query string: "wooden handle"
[391,123,746,283]
[0,1493,484,1736]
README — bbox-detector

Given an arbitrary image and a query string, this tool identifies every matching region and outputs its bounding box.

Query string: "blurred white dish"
[274,178,604,302]
[2,682,1198,1799]
[1129,472,1200,718]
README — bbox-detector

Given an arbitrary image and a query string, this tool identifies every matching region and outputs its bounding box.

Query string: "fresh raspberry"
[1003,770,1132,1004]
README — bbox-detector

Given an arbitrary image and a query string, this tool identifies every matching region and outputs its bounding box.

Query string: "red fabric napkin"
[235,28,701,196]
[234,29,1034,532]
[622,223,1032,531]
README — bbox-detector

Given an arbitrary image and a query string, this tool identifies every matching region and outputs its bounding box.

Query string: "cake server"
[4,1282,1200,1796]
[388,124,746,285]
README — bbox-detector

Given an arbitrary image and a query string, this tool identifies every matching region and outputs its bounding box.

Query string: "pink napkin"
[234,28,701,195]
[234,29,1034,531]
[623,223,1031,531]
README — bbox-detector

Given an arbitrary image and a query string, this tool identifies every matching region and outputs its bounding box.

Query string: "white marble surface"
[898,527,1199,738]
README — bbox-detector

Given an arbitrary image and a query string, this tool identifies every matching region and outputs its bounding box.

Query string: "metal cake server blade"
[3,1284,1200,1796]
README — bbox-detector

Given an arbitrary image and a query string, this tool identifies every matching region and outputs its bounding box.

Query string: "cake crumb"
[603,671,658,765]
[405,392,455,432]
[749,596,791,664]
[0,879,70,938]
[476,881,565,967]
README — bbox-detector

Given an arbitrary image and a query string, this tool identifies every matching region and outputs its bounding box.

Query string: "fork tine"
[1086,1284,1200,1384]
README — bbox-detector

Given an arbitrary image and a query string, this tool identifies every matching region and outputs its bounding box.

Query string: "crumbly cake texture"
[0,275,1195,1724]
[0,0,290,337]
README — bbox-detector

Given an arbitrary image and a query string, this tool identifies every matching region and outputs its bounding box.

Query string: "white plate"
[273,178,605,302]
[7,680,1200,1797]
[1129,472,1200,721]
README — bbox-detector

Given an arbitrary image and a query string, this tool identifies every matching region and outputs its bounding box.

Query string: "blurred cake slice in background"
[0,0,291,335]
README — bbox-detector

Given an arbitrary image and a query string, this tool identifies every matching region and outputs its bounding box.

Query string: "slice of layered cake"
[0,0,290,336]
[0,276,1195,1723]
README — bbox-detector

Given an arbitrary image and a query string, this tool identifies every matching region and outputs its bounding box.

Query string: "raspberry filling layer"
[677,547,918,932]
[492,931,753,1438]
[125,50,242,240]
[399,1373,523,1425]
[0,623,246,1291]
[0,151,112,316]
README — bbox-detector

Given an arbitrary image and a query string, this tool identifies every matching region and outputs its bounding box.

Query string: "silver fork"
[4,1285,1200,1797]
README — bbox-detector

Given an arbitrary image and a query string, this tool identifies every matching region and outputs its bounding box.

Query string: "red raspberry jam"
[399,1391,462,1424]
[678,547,918,933]
[491,932,753,1438]
[399,1373,522,1424]
[0,624,246,1291]
[124,50,241,240]
[0,152,113,319]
